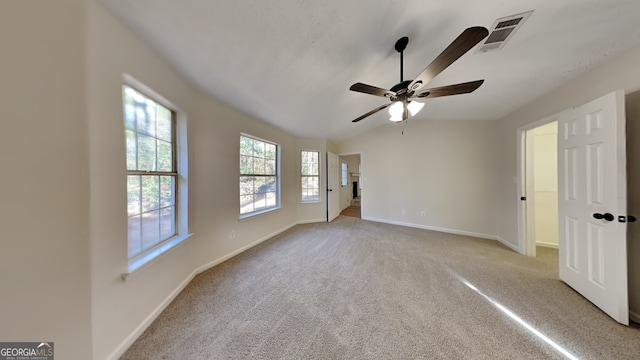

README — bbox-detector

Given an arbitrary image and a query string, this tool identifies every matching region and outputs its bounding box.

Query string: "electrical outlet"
[421,211,426,217]
[402,209,406,214]
[229,230,236,240]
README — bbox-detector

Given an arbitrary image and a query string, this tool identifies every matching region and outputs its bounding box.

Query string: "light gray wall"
[337,120,499,240]
[0,1,92,359]
[492,45,640,320]
[190,92,299,270]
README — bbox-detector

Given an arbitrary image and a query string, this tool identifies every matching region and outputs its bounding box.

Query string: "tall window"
[124,85,177,261]
[240,134,280,216]
[301,151,320,202]
[341,160,348,187]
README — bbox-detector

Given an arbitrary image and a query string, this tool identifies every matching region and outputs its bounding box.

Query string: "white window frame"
[301,150,320,203]
[239,134,281,218]
[122,75,190,279]
[341,159,348,187]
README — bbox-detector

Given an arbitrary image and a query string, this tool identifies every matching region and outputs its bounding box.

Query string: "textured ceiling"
[99,0,640,143]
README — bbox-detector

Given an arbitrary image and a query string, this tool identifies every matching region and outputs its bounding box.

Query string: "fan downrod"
[395,36,409,82]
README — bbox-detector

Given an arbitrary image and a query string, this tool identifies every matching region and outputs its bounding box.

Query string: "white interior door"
[558,90,628,325]
[327,151,340,221]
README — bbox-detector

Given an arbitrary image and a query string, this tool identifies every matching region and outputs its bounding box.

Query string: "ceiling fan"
[350,26,489,123]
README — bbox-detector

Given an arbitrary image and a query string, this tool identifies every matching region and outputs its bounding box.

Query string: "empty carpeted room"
[3,1,640,359]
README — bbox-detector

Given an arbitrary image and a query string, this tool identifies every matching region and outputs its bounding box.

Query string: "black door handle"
[593,213,614,221]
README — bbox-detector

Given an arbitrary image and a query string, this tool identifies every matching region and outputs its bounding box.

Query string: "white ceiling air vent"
[476,10,533,53]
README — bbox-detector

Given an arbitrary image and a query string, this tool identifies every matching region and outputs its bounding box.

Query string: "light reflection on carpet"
[461,279,580,360]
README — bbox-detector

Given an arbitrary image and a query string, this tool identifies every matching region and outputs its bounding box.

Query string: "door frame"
[517,114,562,256]
[326,151,340,221]
[339,157,349,210]
[339,151,363,208]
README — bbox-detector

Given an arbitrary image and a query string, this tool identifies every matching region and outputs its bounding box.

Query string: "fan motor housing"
[390,80,413,98]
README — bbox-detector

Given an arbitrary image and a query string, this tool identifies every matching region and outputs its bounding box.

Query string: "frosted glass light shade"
[389,113,404,122]
[407,101,424,116]
[388,101,404,116]
[388,101,404,122]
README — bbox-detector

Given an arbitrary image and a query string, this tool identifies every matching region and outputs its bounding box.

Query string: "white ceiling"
[99,0,640,143]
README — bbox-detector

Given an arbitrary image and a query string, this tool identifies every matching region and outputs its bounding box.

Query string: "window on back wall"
[341,159,348,187]
[240,134,280,217]
[123,84,187,272]
[301,150,320,202]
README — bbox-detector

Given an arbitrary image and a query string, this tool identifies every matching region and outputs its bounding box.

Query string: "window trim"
[301,150,321,203]
[122,74,191,278]
[239,133,281,219]
[341,159,348,187]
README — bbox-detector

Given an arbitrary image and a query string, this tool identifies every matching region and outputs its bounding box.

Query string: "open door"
[327,151,340,221]
[558,90,628,324]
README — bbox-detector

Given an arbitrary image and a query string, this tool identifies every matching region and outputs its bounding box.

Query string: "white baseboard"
[362,216,516,250]
[296,218,327,224]
[494,236,519,252]
[536,241,559,249]
[630,309,640,324]
[106,271,196,360]
[108,222,298,360]
[193,223,297,274]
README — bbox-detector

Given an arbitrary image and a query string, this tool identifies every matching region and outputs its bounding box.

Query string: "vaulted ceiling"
[99,0,640,143]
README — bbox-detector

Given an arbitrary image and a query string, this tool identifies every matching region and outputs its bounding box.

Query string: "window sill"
[239,206,281,222]
[300,201,321,205]
[122,233,193,281]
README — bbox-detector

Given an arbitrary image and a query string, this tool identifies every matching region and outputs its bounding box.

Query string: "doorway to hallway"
[339,153,362,218]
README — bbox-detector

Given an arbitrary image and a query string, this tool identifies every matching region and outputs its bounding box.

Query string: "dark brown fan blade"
[408,27,488,93]
[413,80,484,99]
[350,82,396,98]
[352,103,392,123]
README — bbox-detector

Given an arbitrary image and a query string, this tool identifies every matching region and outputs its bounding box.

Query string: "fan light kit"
[388,101,424,122]
[349,27,489,123]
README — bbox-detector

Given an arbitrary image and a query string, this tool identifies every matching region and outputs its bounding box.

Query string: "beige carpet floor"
[121,216,640,359]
